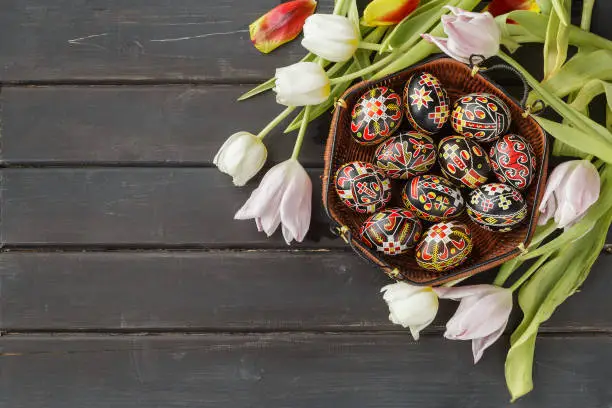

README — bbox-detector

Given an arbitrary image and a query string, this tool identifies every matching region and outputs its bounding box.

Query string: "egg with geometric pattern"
[403,72,450,135]
[415,221,473,272]
[401,174,465,222]
[490,134,537,190]
[466,183,528,232]
[360,208,423,256]
[334,161,392,214]
[451,93,511,142]
[374,131,436,179]
[438,135,491,189]
[350,86,403,145]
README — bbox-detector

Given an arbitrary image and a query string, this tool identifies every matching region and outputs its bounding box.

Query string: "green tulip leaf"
[543,0,570,79]
[581,0,595,31]
[382,0,448,52]
[347,0,361,36]
[505,332,537,402]
[551,0,569,26]
[542,50,612,98]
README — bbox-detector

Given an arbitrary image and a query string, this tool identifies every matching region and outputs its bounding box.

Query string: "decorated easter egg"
[467,183,528,232]
[402,174,465,222]
[415,221,473,272]
[403,72,450,135]
[360,208,423,256]
[490,134,537,190]
[374,131,436,179]
[438,135,491,189]
[350,86,403,145]
[451,93,511,142]
[334,161,392,214]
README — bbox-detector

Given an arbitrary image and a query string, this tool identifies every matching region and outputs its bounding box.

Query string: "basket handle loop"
[468,54,545,116]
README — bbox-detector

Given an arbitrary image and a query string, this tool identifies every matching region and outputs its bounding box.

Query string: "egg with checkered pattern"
[438,135,491,189]
[403,72,450,135]
[334,161,392,214]
[350,86,403,145]
[415,221,473,272]
[360,208,423,256]
[374,131,436,179]
[401,174,465,222]
[466,183,527,232]
[451,93,511,142]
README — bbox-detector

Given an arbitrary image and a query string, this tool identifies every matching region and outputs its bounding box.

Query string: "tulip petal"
[539,161,573,213]
[279,161,312,244]
[249,0,317,54]
[363,0,420,26]
[434,284,498,300]
[421,34,470,64]
[487,0,540,17]
[472,320,507,363]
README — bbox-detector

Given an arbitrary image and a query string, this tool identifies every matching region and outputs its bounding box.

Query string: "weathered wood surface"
[0,251,610,332]
[0,334,610,408]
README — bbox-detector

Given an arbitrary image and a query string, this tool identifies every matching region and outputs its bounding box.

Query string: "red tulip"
[363,0,420,26]
[249,0,317,54]
[487,0,540,18]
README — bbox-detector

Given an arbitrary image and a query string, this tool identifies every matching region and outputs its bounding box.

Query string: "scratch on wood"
[149,29,248,43]
[68,33,109,50]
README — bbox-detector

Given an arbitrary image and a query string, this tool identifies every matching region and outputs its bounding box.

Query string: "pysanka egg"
[467,183,527,232]
[451,93,511,142]
[415,221,473,272]
[360,208,422,256]
[403,72,450,135]
[490,134,537,190]
[374,131,436,179]
[334,161,392,214]
[402,174,465,222]
[350,86,403,145]
[438,135,491,189]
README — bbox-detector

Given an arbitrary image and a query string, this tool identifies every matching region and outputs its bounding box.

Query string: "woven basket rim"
[322,55,550,286]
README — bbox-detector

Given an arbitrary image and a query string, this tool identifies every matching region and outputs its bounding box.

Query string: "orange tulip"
[249,0,317,54]
[487,0,540,17]
[363,0,420,26]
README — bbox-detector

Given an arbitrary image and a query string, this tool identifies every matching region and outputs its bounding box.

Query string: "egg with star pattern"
[403,72,450,135]
[374,131,436,179]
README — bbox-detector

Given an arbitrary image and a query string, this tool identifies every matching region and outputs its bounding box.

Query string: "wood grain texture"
[0,333,610,408]
[1,251,610,331]
[0,85,330,166]
[0,168,342,247]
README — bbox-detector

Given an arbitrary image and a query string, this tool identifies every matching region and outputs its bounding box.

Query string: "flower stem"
[291,105,312,160]
[581,0,595,31]
[257,106,296,140]
[509,253,552,293]
[330,50,400,84]
[358,41,382,51]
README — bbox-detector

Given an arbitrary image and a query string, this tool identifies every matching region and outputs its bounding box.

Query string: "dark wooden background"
[0,1,611,407]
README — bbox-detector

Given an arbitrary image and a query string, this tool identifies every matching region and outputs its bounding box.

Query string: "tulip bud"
[274,61,331,106]
[363,0,420,26]
[381,282,439,340]
[249,0,317,54]
[301,14,359,62]
[422,7,501,64]
[487,0,540,17]
[214,132,267,186]
[538,160,601,229]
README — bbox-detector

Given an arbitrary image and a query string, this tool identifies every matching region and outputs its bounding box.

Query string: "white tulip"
[235,159,312,244]
[538,160,601,228]
[213,131,267,186]
[301,14,359,62]
[274,62,331,106]
[381,282,439,340]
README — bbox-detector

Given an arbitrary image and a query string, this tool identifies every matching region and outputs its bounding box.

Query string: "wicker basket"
[322,56,550,286]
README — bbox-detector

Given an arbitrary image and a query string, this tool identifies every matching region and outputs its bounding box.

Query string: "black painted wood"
[0,168,341,247]
[0,251,610,331]
[0,333,610,408]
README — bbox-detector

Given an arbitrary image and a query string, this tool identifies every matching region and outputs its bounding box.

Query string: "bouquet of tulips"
[213,0,612,400]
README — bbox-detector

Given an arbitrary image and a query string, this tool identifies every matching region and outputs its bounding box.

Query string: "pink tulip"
[434,285,512,363]
[422,7,501,64]
[235,159,312,244]
[538,160,601,228]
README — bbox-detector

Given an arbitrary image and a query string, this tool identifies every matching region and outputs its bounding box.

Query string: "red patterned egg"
[402,174,465,222]
[334,161,392,214]
[438,135,491,189]
[360,208,422,256]
[451,93,511,142]
[374,131,436,179]
[403,72,450,135]
[350,86,403,145]
[467,183,527,232]
[415,221,473,272]
[490,134,537,190]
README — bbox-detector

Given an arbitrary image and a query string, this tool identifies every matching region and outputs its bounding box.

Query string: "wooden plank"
[0,168,344,247]
[0,0,333,82]
[0,333,610,408]
[0,85,329,166]
[1,251,611,331]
